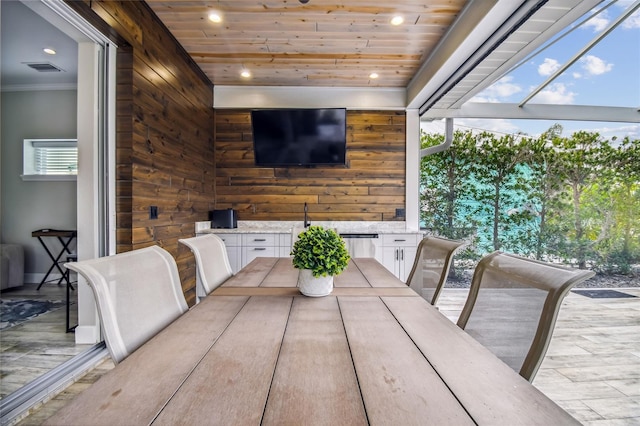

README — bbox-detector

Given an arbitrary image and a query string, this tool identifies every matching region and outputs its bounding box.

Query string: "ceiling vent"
[24,62,65,73]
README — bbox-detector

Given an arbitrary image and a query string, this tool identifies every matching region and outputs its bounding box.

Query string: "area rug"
[0,299,66,330]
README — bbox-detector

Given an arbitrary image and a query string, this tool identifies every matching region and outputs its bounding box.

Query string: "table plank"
[45,296,249,426]
[334,259,372,287]
[352,258,407,287]
[260,257,299,287]
[46,258,577,426]
[152,296,293,425]
[212,286,417,297]
[338,296,475,425]
[222,257,278,287]
[262,297,368,425]
[381,296,581,425]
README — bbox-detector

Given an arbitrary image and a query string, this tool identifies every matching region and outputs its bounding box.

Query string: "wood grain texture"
[262,296,368,425]
[152,296,292,425]
[144,0,466,87]
[381,296,582,425]
[352,257,408,287]
[211,286,416,297]
[338,296,475,425]
[45,259,579,426]
[67,0,216,305]
[44,296,248,425]
[222,256,280,287]
[215,109,406,222]
[215,258,415,294]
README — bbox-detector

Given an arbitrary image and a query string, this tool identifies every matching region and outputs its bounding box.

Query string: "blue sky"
[422,1,640,141]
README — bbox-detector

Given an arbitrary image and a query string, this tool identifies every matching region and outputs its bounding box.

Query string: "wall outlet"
[395,208,405,218]
[149,206,158,220]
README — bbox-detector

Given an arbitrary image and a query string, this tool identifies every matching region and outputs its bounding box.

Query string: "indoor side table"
[32,229,77,290]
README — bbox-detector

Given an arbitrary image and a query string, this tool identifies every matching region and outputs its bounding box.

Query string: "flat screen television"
[251,108,347,167]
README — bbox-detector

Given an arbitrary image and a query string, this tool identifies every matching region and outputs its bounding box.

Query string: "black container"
[209,209,238,229]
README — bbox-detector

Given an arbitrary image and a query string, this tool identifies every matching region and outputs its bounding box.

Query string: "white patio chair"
[457,251,595,381]
[405,236,466,305]
[64,246,188,364]
[179,234,233,302]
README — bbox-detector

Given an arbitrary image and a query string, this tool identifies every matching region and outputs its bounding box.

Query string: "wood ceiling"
[144,0,467,87]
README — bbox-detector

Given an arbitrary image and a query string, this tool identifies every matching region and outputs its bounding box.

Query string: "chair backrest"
[65,246,188,364]
[456,251,595,381]
[179,234,233,302]
[405,236,466,305]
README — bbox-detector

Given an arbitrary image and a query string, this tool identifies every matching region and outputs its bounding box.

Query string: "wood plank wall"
[67,1,215,304]
[215,110,406,222]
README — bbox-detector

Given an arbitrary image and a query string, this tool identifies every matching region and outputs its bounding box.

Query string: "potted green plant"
[291,225,351,296]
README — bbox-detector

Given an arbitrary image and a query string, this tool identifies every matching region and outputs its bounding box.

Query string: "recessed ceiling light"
[390,15,404,26]
[240,69,251,78]
[43,48,56,55]
[208,11,222,23]
[369,72,379,79]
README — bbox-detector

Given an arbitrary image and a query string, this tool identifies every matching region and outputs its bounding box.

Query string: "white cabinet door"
[225,246,242,274]
[399,245,417,282]
[382,246,402,278]
[209,233,241,273]
[380,234,421,282]
[279,234,292,258]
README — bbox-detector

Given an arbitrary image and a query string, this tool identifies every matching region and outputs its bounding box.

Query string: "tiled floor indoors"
[0,283,90,399]
[4,286,640,425]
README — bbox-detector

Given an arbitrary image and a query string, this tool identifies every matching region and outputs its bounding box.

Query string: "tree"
[418,124,638,275]
[468,131,531,253]
[597,137,640,272]
[524,124,569,260]
[551,131,607,269]
[419,130,476,241]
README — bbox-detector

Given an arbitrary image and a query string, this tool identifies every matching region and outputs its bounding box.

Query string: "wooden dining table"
[46,257,579,425]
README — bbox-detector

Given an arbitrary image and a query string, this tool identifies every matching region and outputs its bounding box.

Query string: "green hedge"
[420,125,639,274]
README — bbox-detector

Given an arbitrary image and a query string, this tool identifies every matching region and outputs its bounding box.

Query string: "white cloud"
[531,83,576,104]
[572,72,582,79]
[470,76,522,102]
[420,118,521,137]
[468,95,497,103]
[585,4,640,30]
[583,10,610,32]
[538,58,561,76]
[579,55,614,76]
[456,118,521,135]
[563,122,640,142]
[622,10,640,29]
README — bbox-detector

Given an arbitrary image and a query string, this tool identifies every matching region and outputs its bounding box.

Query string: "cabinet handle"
[395,249,399,261]
[254,247,267,251]
[400,249,404,261]
[394,239,406,242]
[254,238,266,242]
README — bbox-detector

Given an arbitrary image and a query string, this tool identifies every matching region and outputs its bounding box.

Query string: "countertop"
[197,221,423,235]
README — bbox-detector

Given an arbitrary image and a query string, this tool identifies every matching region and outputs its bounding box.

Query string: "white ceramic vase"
[297,269,334,297]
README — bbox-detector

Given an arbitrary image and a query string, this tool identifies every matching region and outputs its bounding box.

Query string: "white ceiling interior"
[0,0,78,89]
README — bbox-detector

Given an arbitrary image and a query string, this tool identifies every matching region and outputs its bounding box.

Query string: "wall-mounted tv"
[251,108,347,167]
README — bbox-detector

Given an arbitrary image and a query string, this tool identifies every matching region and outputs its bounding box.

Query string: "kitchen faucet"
[304,202,310,228]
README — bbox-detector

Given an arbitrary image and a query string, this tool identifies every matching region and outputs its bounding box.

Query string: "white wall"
[0,89,77,282]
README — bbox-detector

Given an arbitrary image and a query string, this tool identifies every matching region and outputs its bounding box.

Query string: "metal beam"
[520,0,640,106]
[421,103,640,123]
